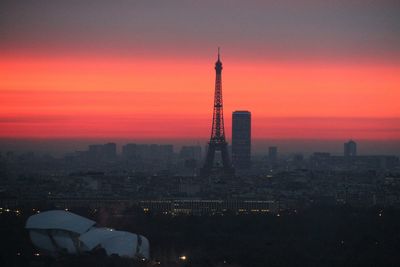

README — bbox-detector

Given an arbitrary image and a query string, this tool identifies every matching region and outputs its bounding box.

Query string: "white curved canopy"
[25,210,96,234]
[79,228,124,250]
[101,233,139,257]
[80,228,150,258]
[26,210,150,259]
[29,230,79,254]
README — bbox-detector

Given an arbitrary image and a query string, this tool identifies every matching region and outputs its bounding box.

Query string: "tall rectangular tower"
[344,140,357,157]
[232,111,251,169]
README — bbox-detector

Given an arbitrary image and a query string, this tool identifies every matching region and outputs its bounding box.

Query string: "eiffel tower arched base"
[200,141,235,177]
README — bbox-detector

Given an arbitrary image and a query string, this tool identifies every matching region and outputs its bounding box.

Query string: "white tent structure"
[25,210,150,259]
[79,228,150,258]
[26,210,96,234]
[26,210,96,254]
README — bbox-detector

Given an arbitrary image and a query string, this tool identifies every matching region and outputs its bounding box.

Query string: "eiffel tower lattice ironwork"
[201,49,234,176]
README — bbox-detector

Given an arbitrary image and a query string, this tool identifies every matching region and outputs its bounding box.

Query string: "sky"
[1,0,399,153]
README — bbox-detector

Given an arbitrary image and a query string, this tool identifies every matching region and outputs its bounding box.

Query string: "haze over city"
[1,0,399,156]
[1,1,400,267]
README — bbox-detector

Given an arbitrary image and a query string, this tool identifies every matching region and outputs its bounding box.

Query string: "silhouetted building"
[122,143,137,159]
[232,111,251,169]
[88,143,116,160]
[88,144,102,154]
[310,152,332,170]
[157,145,174,160]
[103,143,116,159]
[201,49,234,176]
[88,144,104,160]
[344,140,357,157]
[122,143,173,161]
[290,153,305,169]
[268,146,278,162]
[180,146,202,162]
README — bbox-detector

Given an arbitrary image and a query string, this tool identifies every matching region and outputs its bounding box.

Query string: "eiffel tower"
[201,49,234,176]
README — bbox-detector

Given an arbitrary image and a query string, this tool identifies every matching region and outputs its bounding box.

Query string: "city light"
[1,1,400,266]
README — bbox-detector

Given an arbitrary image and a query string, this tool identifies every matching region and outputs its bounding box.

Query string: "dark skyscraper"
[232,111,251,169]
[344,140,357,157]
[201,49,234,176]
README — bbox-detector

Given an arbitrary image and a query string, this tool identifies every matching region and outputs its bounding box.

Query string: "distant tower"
[268,146,278,163]
[201,49,234,176]
[232,111,251,169]
[344,140,357,157]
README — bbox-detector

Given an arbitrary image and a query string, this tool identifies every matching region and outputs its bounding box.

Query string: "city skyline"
[1,2,400,266]
[1,1,399,145]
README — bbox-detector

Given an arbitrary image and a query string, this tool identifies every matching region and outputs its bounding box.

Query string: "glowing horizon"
[1,1,399,142]
[1,54,399,140]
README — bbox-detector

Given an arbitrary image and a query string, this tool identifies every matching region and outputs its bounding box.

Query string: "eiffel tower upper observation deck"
[201,49,234,177]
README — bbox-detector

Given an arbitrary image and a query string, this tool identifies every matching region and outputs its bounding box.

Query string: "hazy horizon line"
[1,138,399,157]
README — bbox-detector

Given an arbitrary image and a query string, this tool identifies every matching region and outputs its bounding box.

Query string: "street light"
[179,255,187,261]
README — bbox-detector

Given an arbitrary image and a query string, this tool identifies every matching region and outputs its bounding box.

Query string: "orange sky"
[1,55,399,140]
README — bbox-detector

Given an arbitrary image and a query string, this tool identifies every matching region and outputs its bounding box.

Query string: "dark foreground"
[1,205,400,267]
